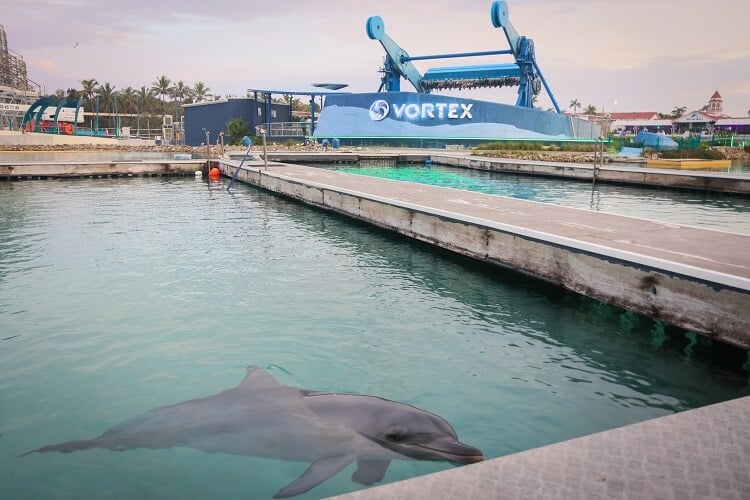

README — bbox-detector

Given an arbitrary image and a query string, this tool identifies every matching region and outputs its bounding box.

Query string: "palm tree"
[96,83,116,112]
[95,82,116,129]
[671,106,687,118]
[171,80,192,119]
[136,86,153,113]
[151,75,172,115]
[569,99,581,115]
[584,104,597,115]
[192,81,211,103]
[119,87,137,126]
[80,78,99,104]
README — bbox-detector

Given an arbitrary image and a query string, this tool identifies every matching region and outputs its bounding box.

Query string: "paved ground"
[333,395,750,499]
[264,163,750,284]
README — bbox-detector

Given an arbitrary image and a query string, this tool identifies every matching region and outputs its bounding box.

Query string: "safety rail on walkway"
[255,121,318,138]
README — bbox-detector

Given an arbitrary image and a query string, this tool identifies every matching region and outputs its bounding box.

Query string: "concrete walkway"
[254,151,750,195]
[334,395,750,499]
[218,160,750,347]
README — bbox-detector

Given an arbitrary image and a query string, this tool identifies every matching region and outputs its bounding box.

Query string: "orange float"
[208,167,221,179]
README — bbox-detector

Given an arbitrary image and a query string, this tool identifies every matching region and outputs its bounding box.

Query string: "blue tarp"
[632,131,678,150]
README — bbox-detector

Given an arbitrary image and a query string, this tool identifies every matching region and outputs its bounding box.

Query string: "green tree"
[137,86,154,114]
[95,82,116,129]
[225,117,251,145]
[80,78,99,103]
[171,80,192,119]
[671,106,687,118]
[584,104,597,115]
[96,82,116,113]
[119,87,137,114]
[151,75,172,115]
[192,81,211,102]
[569,99,581,115]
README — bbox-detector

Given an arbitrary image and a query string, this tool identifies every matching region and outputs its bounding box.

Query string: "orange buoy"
[208,167,221,179]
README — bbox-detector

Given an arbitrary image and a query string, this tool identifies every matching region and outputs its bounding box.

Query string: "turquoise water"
[1,178,748,499]
[333,164,750,234]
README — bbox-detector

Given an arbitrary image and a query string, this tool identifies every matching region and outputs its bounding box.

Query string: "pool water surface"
[1,177,748,499]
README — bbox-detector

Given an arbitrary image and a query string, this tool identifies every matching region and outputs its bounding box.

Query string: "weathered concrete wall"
[219,160,750,347]
[0,161,204,178]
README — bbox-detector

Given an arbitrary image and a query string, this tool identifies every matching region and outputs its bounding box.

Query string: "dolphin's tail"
[20,438,100,457]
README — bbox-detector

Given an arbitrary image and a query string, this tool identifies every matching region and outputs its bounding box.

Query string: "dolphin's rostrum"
[22,366,483,498]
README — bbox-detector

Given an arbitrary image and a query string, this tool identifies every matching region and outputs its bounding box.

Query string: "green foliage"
[670,106,687,118]
[474,141,544,151]
[559,142,598,152]
[659,143,725,160]
[225,117,251,145]
[474,141,602,152]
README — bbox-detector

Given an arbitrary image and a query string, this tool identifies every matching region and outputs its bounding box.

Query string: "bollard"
[261,130,268,171]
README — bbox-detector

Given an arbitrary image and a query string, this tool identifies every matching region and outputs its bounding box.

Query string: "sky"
[2,0,749,117]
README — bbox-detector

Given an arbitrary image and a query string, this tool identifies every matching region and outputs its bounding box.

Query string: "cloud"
[3,0,748,116]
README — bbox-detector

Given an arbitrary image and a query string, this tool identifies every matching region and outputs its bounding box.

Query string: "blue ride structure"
[368,0,560,113]
[313,1,601,144]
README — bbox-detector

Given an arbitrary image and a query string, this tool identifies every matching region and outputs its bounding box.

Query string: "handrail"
[255,121,318,137]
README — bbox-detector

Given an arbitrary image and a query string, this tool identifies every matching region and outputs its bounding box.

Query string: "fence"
[255,121,317,138]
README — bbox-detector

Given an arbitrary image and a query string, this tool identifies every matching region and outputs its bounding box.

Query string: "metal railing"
[255,121,318,138]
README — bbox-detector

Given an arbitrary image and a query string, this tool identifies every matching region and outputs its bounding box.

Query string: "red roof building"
[609,112,660,121]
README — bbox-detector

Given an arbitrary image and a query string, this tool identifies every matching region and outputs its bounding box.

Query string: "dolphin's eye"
[386,429,405,442]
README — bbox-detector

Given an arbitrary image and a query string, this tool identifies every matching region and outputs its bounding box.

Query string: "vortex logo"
[368,100,390,121]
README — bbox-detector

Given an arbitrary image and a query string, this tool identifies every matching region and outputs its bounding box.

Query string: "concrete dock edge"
[333,395,750,499]
[218,160,750,348]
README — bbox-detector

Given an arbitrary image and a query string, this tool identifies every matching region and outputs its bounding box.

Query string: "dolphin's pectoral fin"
[273,455,354,498]
[351,459,391,485]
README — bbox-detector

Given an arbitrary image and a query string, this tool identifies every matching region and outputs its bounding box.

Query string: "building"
[607,112,671,134]
[183,96,291,146]
[183,86,349,146]
[673,90,731,135]
[0,24,40,130]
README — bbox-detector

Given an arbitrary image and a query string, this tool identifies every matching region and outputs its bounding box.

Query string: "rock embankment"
[474,151,600,162]
[2,143,747,164]
[714,146,749,161]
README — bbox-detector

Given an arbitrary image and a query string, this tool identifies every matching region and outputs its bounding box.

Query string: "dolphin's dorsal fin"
[273,455,354,498]
[351,459,391,485]
[238,366,284,392]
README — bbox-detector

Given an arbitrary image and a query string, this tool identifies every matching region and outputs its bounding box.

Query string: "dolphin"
[22,366,483,498]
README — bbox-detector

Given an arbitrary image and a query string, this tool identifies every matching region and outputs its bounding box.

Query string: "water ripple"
[0,177,747,500]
